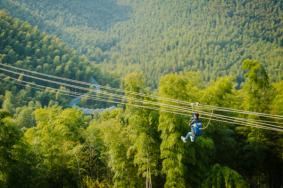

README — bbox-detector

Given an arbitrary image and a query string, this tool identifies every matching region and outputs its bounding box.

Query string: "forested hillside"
[0,10,120,84]
[0,11,118,108]
[1,0,282,86]
[0,1,282,187]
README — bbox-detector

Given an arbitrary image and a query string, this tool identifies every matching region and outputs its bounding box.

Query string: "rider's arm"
[190,119,195,126]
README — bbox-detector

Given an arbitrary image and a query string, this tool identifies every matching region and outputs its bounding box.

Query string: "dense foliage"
[1,0,282,87]
[0,1,282,187]
[0,59,282,187]
[0,11,118,108]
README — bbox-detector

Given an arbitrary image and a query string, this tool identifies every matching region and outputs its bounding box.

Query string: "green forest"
[0,0,282,86]
[0,0,283,187]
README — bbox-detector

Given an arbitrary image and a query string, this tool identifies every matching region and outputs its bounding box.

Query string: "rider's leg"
[185,131,191,140]
[185,132,195,142]
[190,134,195,142]
[181,131,191,142]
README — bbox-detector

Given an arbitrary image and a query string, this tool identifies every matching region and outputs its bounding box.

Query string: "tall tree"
[24,107,85,187]
[242,59,271,113]
[239,59,282,186]
[123,72,160,188]
[158,73,188,188]
[97,109,139,188]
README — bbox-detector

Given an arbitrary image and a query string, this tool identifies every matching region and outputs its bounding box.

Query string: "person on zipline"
[181,112,202,142]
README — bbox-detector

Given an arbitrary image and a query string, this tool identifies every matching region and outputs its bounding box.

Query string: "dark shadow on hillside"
[0,0,132,31]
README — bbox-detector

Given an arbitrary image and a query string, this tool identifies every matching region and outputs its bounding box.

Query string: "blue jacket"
[190,119,202,136]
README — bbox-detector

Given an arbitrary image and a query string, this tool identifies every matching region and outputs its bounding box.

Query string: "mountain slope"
[0,10,98,81]
[0,11,117,107]
[104,0,283,86]
[1,0,282,87]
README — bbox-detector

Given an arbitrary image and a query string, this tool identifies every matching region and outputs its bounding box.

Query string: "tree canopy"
[0,1,282,187]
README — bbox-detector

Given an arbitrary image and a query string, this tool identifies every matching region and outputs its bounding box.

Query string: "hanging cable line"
[1,67,282,130]
[1,63,282,120]
[2,62,283,120]
[1,66,282,131]
[1,68,282,131]
[2,75,282,133]
[1,72,283,133]
[201,109,214,130]
[197,104,283,120]
[1,65,282,128]
[192,105,283,126]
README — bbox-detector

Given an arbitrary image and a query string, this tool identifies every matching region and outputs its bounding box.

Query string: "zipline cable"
[1,68,282,130]
[2,73,283,132]
[2,62,282,120]
[1,63,282,120]
[1,68,282,129]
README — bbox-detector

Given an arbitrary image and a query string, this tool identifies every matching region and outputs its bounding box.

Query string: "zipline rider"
[181,112,202,142]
